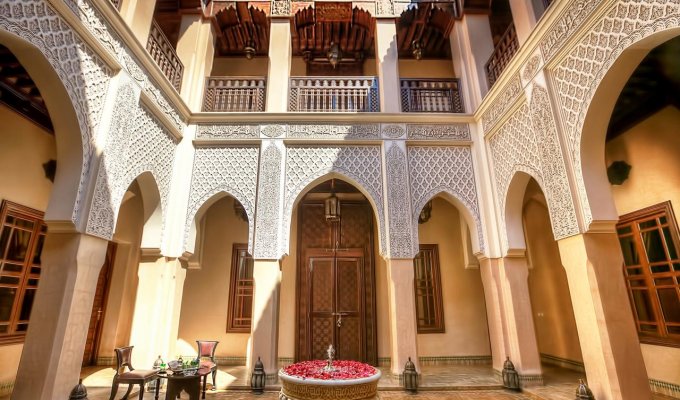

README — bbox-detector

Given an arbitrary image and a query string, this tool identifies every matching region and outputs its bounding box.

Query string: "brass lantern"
[402,357,418,393]
[327,42,342,69]
[575,379,595,400]
[68,379,88,400]
[324,193,340,222]
[502,357,521,391]
[411,40,424,60]
[251,357,266,394]
[244,41,256,60]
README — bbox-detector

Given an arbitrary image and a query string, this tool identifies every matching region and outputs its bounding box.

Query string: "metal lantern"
[244,41,256,60]
[502,357,521,391]
[327,42,342,69]
[324,193,341,222]
[411,40,424,60]
[402,357,418,393]
[576,379,595,400]
[251,357,266,394]
[68,379,88,400]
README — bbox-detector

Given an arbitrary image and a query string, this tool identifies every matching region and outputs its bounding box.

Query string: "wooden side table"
[163,367,211,400]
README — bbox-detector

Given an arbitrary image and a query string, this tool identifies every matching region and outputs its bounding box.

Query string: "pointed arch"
[503,169,545,251]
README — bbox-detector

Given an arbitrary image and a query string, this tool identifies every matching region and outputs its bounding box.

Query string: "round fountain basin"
[279,361,381,400]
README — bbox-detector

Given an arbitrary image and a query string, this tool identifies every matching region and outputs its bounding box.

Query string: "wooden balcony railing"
[485,24,519,88]
[202,77,266,112]
[289,77,380,112]
[400,78,464,113]
[146,20,183,92]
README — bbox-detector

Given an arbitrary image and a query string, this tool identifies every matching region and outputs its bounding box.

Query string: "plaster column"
[374,19,401,113]
[247,260,281,383]
[176,14,215,109]
[13,233,108,400]
[558,233,651,400]
[128,251,187,369]
[118,0,156,45]
[449,15,494,110]
[508,0,539,45]
[265,18,292,112]
[385,258,419,374]
[478,257,508,372]
[498,253,542,384]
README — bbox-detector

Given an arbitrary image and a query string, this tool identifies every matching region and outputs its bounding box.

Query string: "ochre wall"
[605,105,680,387]
[416,197,491,357]
[210,58,269,77]
[398,59,455,79]
[523,181,583,365]
[177,196,250,359]
[0,106,55,395]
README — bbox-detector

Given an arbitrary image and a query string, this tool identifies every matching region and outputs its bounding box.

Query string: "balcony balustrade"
[400,78,464,113]
[289,77,380,112]
[146,20,184,91]
[485,24,519,88]
[202,77,266,112]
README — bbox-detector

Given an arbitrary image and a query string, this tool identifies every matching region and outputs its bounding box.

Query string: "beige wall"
[0,106,55,394]
[210,57,270,77]
[177,196,250,359]
[398,59,455,79]
[416,197,491,357]
[605,105,680,387]
[279,208,297,360]
[523,181,583,364]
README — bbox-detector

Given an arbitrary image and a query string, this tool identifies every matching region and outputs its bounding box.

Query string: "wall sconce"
[244,41,256,60]
[411,40,424,60]
[327,42,342,68]
[302,50,312,63]
[607,160,631,185]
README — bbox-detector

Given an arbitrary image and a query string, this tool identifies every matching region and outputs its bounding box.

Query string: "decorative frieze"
[481,75,522,134]
[539,0,604,61]
[261,124,287,138]
[196,124,259,139]
[406,124,470,141]
[287,124,380,139]
[253,141,285,259]
[384,142,415,258]
[381,124,406,139]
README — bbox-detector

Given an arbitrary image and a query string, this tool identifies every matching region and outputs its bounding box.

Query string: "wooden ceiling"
[396,3,456,59]
[0,45,52,133]
[214,4,270,57]
[291,4,375,60]
[153,0,205,47]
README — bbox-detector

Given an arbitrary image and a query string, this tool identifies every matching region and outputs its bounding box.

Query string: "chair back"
[196,340,219,360]
[114,346,135,374]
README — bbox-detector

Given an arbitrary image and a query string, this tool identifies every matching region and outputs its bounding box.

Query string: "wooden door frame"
[84,241,116,366]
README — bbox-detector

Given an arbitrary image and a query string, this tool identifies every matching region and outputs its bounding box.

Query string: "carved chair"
[109,346,160,400]
[196,340,219,390]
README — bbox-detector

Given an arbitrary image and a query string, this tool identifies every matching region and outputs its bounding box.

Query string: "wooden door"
[307,249,364,361]
[82,242,116,366]
[296,200,377,364]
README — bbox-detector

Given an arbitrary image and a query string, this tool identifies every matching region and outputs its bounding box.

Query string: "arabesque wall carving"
[408,146,484,253]
[254,141,285,259]
[0,0,112,224]
[552,0,680,228]
[185,146,260,253]
[384,142,415,258]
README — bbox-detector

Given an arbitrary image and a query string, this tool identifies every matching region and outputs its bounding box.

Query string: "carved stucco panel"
[196,124,259,139]
[0,0,113,223]
[87,83,178,240]
[408,146,484,253]
[481,74,522,134]
[552,0,680,227]
[406,124,471,141]
[253,142,285,259]
[384,142,415,258]
[539,0,604,61]
[185,146,260,253]
[283,146,386,255]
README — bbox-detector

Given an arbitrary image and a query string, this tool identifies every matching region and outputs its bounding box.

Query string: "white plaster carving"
[283,146,386,254]
[384,142,415,258]
[407,124,471,140]
[196,124,259,139]
[0,0,113,224]
[271,0,291,16]
[553,0,680,227]
[409,146,484,253]
[481,74,522,134]
[375,0,394,17]
[381,124,406,139]
[287,124,380,139]
[185,146,260,253]
[539,0,604,61]
[261,124,287,138]
[521,54,543,86]
[87,84,178,239]
[254,142,285,259]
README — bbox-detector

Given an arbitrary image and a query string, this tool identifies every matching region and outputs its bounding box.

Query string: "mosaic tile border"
[518,374,544,387]
[378,356,492,368]
[650,378,680,399]
[539,354,584,373]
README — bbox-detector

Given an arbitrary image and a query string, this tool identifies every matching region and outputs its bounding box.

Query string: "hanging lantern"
[411,40,424,60]
[324,193,341,222]
[502,357,521,391]
[251,357,266,394]
[244,39,256,60]
[575,379,595,400]
[401,357,418,393]
[327,42,342,68]
[68,379,88,400]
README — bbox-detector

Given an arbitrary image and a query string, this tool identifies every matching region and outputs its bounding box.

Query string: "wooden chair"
[196,340,219,390]
[109,346,160,400]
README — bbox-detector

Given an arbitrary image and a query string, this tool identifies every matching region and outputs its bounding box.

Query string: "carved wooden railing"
[485,23,519,88]
[202,77,266,112]
[289,77,380,112]
[400,78,464,113]
[146,20,184,91]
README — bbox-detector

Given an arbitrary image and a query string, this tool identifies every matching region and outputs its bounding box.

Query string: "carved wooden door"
[307,249,364,361]
[297,201,377,365]
[82,242,116,366]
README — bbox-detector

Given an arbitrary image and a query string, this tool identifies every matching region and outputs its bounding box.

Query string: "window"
[0,200,46,344]
[414,244,445,333]
[617,201,680,346]
[227,244,254,333]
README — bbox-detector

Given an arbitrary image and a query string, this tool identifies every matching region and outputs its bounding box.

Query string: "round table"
[160,367,212,400]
